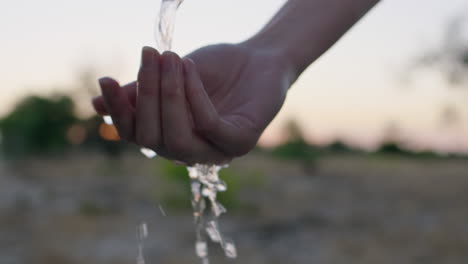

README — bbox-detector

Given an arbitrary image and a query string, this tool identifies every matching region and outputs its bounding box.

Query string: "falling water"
[187,165,238,263]
[103,1,237,263]
[155,0,184,52]
[136,222,148,264]
[138,1,237,264]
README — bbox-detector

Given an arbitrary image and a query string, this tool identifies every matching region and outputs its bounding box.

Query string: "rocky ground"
[1,152,468,264]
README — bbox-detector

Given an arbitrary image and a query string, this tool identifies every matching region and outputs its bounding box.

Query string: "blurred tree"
[415,15,468,154]
[271,120,318,173]
[416,15,468,86]
[70,68,101,118]
[0,66,129,158]
[324,141,355,153]
[377,121,410,155]
[440,104,462,128]
[0,95,77,157]
[381,121,402,143]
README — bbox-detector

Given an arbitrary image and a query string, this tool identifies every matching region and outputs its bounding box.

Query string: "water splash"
[188,165,237,263]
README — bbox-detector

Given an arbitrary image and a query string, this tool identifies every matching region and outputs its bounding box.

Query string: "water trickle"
[114,1,235,263]
[155,0,185,52]
[153,1,237,262]
[158,204,167,216]
[136,222,148,264]
[195,240,208,258]
[187,164,237,262]
[139,0,185,161]
[223,239,238,259]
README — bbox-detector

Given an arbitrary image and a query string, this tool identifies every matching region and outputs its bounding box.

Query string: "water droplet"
[195,241,208,258]
[140,148,157,158]
[202,187,214,198]
[137,222,148,241]
[216,181,227,192]
[136,222,148,264]
[103,115,113,125]
[223,239,237,259]
[212,201,227,217]
[191,181,201,195]
[205,221,221,243]
[187,166,199,179]
[158,204,167,216]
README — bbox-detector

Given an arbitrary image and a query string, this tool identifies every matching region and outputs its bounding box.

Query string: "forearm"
[244,0,380,81]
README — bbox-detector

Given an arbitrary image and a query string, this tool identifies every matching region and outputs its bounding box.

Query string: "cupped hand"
[93,43,294,165]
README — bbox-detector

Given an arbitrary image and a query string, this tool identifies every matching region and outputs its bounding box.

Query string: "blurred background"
[1,0,468,263]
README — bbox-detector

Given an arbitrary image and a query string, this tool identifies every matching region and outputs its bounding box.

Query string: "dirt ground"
[1,152,467,264]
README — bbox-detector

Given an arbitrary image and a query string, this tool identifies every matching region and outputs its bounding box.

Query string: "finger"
[92,81,137,115]
[184,59,258,156]
[160,53,228,164]
[158,54,232,165]
[136,47,162,149]
[160,51,195,161]
[92,96,108,115]
[99,77,135,142]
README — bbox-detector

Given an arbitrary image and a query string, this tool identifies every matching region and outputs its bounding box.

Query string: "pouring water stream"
[105,1,237,263]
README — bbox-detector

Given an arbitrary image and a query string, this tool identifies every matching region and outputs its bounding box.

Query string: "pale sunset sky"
[1,0,467,152]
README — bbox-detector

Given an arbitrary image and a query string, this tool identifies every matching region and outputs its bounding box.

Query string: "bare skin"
[92,0,380,165]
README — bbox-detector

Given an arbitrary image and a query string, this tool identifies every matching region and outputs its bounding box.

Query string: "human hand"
[92,43,294,165]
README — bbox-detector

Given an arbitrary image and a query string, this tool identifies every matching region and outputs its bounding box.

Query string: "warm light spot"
[99,123,120,141]
[67,124,87,145]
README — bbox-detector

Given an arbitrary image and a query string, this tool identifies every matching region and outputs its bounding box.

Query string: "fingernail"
[98,77,111,87]
[163,51,178,73]
[170,53,179,72]
[98,77,115,94]
[91,97,106,115]
[141,46,155,68]
[183,59,197,76]
[187,58,196,65]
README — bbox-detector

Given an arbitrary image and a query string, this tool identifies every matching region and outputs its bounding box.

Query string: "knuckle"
[137,82,158,97]
[162,84,183,100]
[137,70,159,93]
[161,71,182,99]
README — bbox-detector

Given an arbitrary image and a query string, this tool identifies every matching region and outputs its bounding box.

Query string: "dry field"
[1,152,467,264]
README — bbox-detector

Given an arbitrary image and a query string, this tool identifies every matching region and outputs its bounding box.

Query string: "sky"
[1,0,467,152]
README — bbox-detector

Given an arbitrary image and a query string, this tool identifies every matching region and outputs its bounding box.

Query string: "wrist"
[240,36,299,87]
